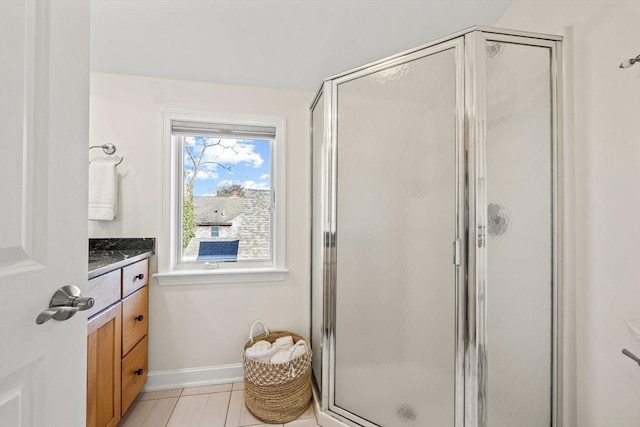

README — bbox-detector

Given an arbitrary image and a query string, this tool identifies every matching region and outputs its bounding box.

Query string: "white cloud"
[215,179,235,189]
[260,174,270,180]
[196,169,218,179]
[213,179,270,193]
[184,168,218,181]
[242,180,270,190]
[200,138,264,168]
[183,137,198,148]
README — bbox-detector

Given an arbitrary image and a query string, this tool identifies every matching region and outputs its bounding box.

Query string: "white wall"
[498,2,640,426]
[89,73,313,380]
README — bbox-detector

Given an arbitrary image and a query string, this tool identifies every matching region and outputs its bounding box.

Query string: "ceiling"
[90,0,513,91]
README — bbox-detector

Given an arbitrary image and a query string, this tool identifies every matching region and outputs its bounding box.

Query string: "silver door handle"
[36,285,95,325]
[36,306,80,325]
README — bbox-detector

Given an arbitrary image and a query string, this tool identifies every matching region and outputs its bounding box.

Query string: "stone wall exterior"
[238,189,270,259]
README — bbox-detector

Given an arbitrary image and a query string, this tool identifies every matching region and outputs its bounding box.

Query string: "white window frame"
[155,111,287,285]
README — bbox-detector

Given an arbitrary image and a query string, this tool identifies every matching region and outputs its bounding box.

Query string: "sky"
[184,136,271,196]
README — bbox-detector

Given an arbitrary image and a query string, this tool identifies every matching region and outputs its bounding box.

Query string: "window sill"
[153,268,288,286]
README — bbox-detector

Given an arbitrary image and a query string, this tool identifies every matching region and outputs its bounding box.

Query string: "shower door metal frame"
[310,81,332,411]
[310,26,563,427]
[464,30,563,427]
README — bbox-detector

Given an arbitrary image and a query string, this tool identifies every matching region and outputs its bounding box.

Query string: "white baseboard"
[144,363,244,392]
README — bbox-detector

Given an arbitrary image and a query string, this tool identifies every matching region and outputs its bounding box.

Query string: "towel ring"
[89,142,124,166]
[89,143,116,155]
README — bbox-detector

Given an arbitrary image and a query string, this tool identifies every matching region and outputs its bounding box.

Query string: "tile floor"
[118,382,320,427]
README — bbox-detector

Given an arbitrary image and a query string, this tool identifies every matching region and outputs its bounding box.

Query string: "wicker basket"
[242,320,312,424]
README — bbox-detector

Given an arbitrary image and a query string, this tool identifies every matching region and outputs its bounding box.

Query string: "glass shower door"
[482,36,556,427]
[331,41,463,426]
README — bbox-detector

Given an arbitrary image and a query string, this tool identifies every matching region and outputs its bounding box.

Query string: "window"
[157,112,287,285]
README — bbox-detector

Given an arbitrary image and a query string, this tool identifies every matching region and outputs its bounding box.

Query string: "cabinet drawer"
[122,259,148,297]
[121,286,148,356]
[121,335,148,416]
[86,269,121,318]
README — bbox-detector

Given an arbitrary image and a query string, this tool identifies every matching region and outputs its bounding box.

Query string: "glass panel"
[334,48,457,426]
[311,93,325,390]
[179,135,272,263]
[485,41,553,427]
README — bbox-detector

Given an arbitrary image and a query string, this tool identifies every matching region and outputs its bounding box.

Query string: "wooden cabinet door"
[87,303,122,427]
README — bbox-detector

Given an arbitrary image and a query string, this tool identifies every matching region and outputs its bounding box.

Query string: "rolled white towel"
[291,341,308,359]
[246,346,278,363]
[249,340,272,351]
[273,336,294,351]
[270,350,292,364]
[271,341,309,365]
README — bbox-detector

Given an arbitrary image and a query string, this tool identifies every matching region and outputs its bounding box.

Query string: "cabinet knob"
[135,273,145,281]
[134,368,144,376]
[135,314,144,322]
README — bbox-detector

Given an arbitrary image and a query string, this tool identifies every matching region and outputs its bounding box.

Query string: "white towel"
[270,350,292,364]
[245,346,278,363]
[88,158,118,221]
[249,340,272,351]
[291,341,308,359]
[270,341,308,364]
[272,336,294,351]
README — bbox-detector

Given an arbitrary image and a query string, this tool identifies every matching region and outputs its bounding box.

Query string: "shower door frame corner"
[310,79,334,412]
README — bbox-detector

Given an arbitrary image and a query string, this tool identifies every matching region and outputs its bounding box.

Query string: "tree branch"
[199,161,233,172]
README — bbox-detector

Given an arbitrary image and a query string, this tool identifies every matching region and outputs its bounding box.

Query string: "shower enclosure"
[310,27,562,427]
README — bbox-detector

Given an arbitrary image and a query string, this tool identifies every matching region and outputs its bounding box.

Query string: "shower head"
[619,54,640,69]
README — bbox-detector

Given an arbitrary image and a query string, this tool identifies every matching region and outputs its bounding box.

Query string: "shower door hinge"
[453,239,461,266]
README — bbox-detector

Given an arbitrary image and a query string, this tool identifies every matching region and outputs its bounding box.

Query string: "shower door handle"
[453,239,461,266]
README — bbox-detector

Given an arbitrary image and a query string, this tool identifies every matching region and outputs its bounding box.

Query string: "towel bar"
[622,349,640,367]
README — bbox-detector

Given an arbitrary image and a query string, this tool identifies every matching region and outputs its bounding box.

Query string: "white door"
[0,0,90,426]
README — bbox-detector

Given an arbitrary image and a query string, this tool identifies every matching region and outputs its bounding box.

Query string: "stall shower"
[310,27,562,427]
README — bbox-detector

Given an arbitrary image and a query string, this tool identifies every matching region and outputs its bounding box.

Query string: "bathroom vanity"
[86,239,154,427]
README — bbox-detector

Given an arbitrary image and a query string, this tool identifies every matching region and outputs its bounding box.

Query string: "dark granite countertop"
[88,238,155,279]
